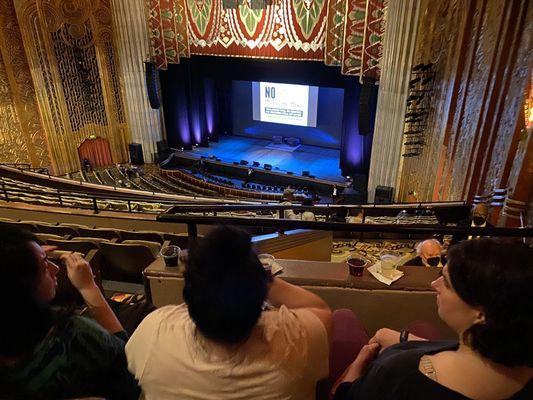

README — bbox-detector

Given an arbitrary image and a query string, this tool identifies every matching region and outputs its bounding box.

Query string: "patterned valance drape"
[144,0,388,79]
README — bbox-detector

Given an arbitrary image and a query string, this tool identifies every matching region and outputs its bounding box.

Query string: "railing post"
[92,197,99,214]
[127,200,132,212]
[57,189,63,207]
[2,182,8,201]
[187,223,198,248]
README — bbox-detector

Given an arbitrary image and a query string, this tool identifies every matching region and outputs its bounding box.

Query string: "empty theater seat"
[99,242,156,284]
[162,232,190,248]
[34,233,69,244]
[46,239,100,255]
[118,230,164,244]
[121,240,162,258]
[78,227,121,240]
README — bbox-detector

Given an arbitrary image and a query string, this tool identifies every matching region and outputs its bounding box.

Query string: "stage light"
[195,143,199,146]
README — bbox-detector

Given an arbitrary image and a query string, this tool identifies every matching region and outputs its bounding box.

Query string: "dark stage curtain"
[339,82,376,177]
[78,137,113,168]
[160,57,378,178]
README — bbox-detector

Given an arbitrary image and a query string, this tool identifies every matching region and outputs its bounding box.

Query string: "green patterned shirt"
[0,315,140,400]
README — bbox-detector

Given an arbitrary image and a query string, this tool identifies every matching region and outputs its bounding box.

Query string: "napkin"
[367,261,404,285]
[270,260,284,275]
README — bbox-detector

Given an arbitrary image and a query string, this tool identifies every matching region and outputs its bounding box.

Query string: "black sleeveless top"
[334,341,533,400]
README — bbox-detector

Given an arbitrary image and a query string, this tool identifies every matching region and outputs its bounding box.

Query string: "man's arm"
[267,277,331,337]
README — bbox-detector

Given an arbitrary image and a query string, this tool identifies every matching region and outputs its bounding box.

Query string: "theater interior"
[0,0,532,398]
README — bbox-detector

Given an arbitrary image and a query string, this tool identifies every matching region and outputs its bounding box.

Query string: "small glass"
[258,253,275,276]
[161,245,181,267]
[347,255,369,277]
[379,250,401,278]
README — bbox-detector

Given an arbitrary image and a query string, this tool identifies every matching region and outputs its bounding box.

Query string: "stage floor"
[182,136,345,183]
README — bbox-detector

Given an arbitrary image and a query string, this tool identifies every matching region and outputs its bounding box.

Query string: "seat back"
[70,236,113,246]
[119,230,164,244]
[34,233,68,244]
[121,240,162,258]
[99,242,156,284]
[162,233,190,248]
[78,227,121,240]
[47,239,99,255]
[0,220,37,232]
[34,224,78,237]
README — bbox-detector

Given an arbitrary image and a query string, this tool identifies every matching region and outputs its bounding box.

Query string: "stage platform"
[181,136,345,183]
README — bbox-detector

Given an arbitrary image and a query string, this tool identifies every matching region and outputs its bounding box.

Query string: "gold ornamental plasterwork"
[13,0,130,174]
[0,53,30,165]
[0,0,50,168]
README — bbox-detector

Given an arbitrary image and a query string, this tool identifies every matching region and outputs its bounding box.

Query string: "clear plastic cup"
[347,255,369,277]
[258,253,275,275]
[379,251,400,278]
[161,245,181,267]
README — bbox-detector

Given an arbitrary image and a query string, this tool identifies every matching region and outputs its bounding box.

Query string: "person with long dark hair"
[126,225,331,399]
[0,226,139,399]
[332,238,533,399]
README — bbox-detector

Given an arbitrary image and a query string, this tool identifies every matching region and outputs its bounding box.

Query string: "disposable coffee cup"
[379,251,400,278]
[161,245,180,267]
[258,253,275,276]
[347,256,369,277]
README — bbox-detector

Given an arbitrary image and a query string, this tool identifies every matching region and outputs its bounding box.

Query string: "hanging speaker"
[145,61,161,109]
[358,77,377,136]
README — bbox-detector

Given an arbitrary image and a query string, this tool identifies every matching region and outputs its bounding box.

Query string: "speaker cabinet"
[129,143,144,165]
[375,185,394,204]
[358,77,377,135]
[264,164,272,171]
[252,161,260,167]
[156,140,170,161]
[302,170,310,176]
[240,160,248,165]
[145,62,161,110]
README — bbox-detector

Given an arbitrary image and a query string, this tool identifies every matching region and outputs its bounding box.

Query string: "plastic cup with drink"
[347,255,370,277]
[379,250,401,278]
[258,253,275,276]
[161,245,181,267]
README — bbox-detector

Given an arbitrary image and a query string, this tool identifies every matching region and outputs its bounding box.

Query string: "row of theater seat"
[0,218,190,284]
[0,176,173,213]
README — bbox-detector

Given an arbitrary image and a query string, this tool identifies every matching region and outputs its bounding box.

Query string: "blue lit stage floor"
[182,136,345,183]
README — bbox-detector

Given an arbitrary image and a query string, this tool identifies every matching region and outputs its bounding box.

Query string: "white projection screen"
[252,81,318,127]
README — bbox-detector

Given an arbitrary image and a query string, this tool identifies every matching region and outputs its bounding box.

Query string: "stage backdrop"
[144,0,388,80]
[231,81,344,149]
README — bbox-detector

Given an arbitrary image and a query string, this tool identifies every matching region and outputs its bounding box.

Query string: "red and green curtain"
[145,0,388,80]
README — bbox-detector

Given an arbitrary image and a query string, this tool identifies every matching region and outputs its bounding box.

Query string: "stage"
[180,136,345,183]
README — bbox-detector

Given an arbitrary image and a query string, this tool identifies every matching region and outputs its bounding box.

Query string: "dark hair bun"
[448,239,533,367]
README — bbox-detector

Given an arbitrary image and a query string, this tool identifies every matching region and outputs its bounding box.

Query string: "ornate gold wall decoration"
[396,0,531,203]
[0,53,30,165]
[0,0,50,168]
[13,0,130,175]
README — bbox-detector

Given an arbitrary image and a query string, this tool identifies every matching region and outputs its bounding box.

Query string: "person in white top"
[280,188,299,220]
[126,225,331,400]
[301,198,317,221]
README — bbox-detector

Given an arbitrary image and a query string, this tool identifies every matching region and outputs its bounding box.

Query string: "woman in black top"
[332,238,533,399]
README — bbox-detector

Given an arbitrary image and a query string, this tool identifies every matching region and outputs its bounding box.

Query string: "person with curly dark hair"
[332,238,533,399]
[0,226,140,399]
[126,225,331,399]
